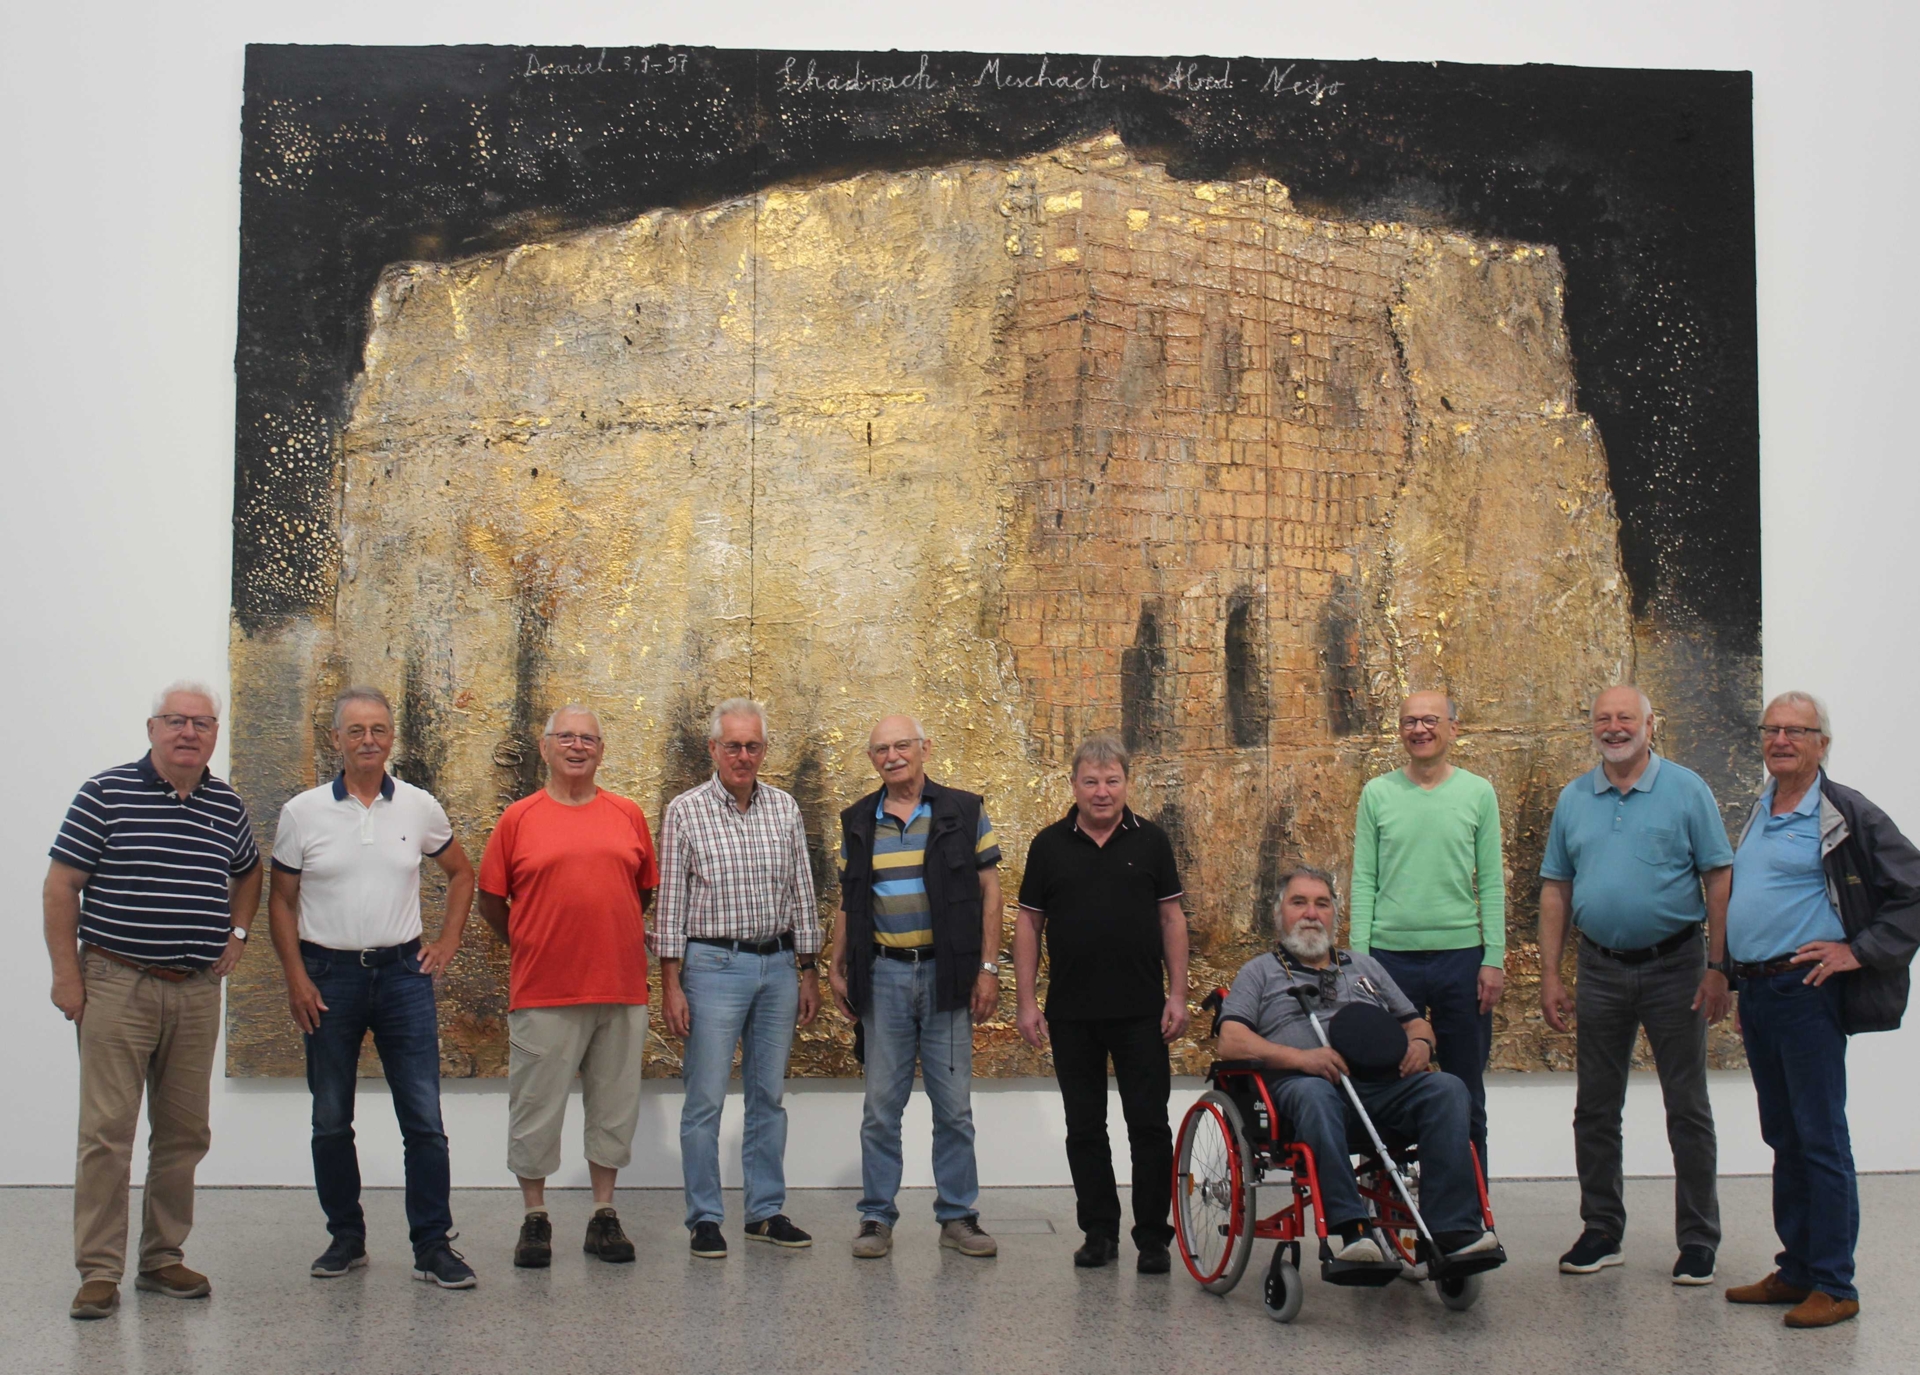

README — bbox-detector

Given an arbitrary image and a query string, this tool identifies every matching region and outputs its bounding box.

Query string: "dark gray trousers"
[1573,935,1721,1249]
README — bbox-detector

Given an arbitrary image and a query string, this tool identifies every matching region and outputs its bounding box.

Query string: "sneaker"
[1726,1270,1811,1305]
[852,1220,894,1259]
[1558,1229,1623,1274]
[411,1242,477,1289]
[1438,1229,1501,1259]
[1673,1245,1716,1286]
[133,1264,211,1299]
[744,1214,812,1248]
[310,1235,368,1278]
[1136,1245,1171,1275]
[940,1216,998,1258]
[1329,1222,1385,1265]
[584,1207,636,1263]
[1072,1234,1119,1268]
[69,1280,118,1320]
[514,1212,553,1269]
[689,1221,728,1259]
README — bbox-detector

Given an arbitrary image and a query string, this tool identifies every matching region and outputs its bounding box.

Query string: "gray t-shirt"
[1218,949,1418,1052]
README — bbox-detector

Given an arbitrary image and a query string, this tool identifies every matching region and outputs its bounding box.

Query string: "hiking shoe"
[1136,1245,1171,1274]
[411,1241,477,1289]
[852,1220,893,1258]
[1727,1271,1811,1304]
[940,1216,997,1258]
[689,1221,727,1259]
[69,1280,118,1320]
[744,1214,812,1248]
[1673,1245,1716,1286]
[1558,1230,1623,1274]
[1072,1234,1118,1268]
[133,1264,211,1299]
[584,1207,636,1263]
[514,1212,552,1269]
[310,1235,368,1278]
[1784,1292,1860,1328]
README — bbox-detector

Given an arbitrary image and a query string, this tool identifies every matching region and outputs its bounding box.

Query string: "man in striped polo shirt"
[828,713,1003,1259]
[43,681,263,1320]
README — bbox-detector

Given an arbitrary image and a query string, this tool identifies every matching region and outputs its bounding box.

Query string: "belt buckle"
[359,948,375,967]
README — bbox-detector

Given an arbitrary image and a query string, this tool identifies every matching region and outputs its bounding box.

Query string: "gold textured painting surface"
[227,134,1739,1077]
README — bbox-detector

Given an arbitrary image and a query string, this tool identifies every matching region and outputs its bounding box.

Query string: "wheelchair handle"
[1201,987,1227,1039]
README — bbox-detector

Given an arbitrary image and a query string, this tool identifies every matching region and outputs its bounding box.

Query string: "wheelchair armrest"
[1207,1059,1266,1078]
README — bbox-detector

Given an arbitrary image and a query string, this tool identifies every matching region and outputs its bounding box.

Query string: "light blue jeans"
[679,942,799,1229]
[858,955,979,1226]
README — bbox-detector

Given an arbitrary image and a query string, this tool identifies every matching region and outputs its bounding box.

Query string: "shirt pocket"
[1635,825,1681,867]
[1770,823,1822,875]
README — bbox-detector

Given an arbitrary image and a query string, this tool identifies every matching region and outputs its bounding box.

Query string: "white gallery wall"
[2,0,1915,1191]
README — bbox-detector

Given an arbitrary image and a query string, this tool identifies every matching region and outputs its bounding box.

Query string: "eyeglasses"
[1758,725,1823,740]
[867,738,925,757]
[717,740,766,757]
[1399,715,1444,730]
[545,731,602,748]
[154,714,218,734]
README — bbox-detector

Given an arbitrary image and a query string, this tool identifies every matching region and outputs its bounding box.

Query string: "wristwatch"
[980,960,1001,975]
[798,957,817,971]
[229,925,250,943]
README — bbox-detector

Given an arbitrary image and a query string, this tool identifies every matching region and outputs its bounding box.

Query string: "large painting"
[227,46,1759,1077]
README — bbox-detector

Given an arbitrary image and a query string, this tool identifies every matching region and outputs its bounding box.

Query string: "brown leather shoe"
[133,1264,211,1299]
[69,1280,119,1319]
[1726,1271,1811,1305]
[1784,1292,1860,1328]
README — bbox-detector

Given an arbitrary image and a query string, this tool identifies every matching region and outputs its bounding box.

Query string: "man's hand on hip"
[1791,940,1860,986]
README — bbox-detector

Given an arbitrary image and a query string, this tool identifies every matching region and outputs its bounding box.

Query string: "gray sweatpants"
[1573,934,1721,1250]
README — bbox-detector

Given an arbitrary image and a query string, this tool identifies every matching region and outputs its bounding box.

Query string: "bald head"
[1397,689,1459,762]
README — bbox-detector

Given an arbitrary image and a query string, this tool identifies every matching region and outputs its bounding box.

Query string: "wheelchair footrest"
[1425,1244,1507,1280]
[1318,1239,1404,1288]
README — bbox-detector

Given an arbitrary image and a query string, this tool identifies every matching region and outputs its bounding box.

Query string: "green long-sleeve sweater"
[1348,767,1506,963]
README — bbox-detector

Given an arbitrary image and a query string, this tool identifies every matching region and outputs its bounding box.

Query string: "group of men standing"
[42,677,1920,1335]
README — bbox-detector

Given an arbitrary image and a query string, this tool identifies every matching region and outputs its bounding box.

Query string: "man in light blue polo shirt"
[1537,686,1733,1286]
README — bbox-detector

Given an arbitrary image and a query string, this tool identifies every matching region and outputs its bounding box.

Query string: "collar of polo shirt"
[331,771,396,802]
[1592,750,1663,795]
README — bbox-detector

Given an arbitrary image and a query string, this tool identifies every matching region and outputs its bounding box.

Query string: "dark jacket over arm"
[1822,778,1920,1032]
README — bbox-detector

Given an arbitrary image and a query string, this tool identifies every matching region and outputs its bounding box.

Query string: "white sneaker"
[1331,1229,1386,1264]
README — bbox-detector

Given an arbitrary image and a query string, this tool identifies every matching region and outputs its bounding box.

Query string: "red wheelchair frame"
[1173,1058,1497,1321]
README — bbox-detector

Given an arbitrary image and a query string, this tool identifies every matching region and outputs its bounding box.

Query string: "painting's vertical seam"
[747,48,761,695]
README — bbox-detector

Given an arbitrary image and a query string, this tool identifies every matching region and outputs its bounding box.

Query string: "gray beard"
[1279,924,1333,963]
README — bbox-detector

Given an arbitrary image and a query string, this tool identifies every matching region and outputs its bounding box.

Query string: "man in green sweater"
[1349,690,1506,1172]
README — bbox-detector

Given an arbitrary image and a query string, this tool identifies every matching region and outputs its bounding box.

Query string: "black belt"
[874,944,937,963]
[300,938,419,968]
[1726,957,1803,979]
[689,933,794,956]
[1578,927,1699,965]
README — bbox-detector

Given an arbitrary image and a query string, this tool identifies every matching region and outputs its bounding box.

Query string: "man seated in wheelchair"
[1216,865,1503,1274]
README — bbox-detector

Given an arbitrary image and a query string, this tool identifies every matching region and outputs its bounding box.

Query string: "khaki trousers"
[506,1003,648,1180]
[73,950,220,1282]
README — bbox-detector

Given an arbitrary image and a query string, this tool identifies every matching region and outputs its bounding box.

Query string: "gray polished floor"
[3,1177,1913,1373]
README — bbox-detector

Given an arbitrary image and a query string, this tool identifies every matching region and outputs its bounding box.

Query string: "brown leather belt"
[1726,957,1803,979]
[84,944,195,983]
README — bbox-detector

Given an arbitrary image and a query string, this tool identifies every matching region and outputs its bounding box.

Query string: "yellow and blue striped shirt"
[845,795,1000,948]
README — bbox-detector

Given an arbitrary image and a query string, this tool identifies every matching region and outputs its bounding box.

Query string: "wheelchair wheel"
[1263,1248,1304,1323]
[1174,1090,1255,1294]
[1437,1270,1483,1312]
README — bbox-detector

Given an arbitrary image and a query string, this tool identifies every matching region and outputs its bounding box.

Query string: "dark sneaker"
[690,1221,728,1259]
[514,1212,553,1269]
[1559,1230,1623,1274]
[69,1280,118,1320]
[744,1214,812,1248]
[940,1216,997,1258]
[133,1264,211,1299]
[1673,1245,1716,1286]
[310,1235,368,1278]
[1136,1245,1171,1275]
[1072,1234,1119,1268]
[411,1242,477,1289]
[584,1207,636,1263]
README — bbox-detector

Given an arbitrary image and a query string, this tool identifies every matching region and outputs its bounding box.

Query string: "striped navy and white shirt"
[49,754,261,969]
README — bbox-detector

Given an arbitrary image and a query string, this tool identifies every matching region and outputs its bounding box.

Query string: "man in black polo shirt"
[1015,732,1189,1273]
[43,681,262,1320]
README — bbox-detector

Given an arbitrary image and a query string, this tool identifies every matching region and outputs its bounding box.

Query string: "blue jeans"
[858,956,979,1226]
[1268,1070,1483,1237]
[301,942,452,1259]
[1372,947,1491,1170]
[1739,971,1858,1300]
[679,942,799,1229]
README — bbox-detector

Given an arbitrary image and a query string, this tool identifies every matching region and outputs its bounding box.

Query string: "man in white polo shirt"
[267,687,477,1289]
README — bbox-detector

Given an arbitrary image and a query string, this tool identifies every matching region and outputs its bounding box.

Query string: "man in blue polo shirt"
[1537,685,1733,1286]
[829,713,1002,1260]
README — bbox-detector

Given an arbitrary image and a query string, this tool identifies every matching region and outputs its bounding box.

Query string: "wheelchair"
[1172,991,1501,1323]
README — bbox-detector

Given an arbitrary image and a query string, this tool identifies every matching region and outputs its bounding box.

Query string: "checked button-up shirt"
[653,775,823,960]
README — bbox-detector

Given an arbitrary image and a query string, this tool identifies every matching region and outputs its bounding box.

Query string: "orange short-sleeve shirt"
[478,789,659,1010]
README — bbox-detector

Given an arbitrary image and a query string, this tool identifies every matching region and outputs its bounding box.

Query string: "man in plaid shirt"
[657,698,824,1259]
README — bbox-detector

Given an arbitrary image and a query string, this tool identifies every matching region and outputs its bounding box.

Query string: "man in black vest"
[829,714,1004,1260]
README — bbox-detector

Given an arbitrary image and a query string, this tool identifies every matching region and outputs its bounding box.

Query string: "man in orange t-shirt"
[478,705,658,1270]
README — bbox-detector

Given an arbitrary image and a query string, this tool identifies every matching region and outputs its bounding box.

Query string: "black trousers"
[1049,1014,1174,1249]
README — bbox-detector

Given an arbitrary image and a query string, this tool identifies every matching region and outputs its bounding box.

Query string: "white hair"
[543,703,602,735]
[151,680,223,718]
[708,697,770,741]
[1591,684,1654,718]
[870,713,927,743]
[1766,690,1832,738]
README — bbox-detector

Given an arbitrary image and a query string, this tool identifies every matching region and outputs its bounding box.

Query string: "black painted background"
[235,45,1757,649]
